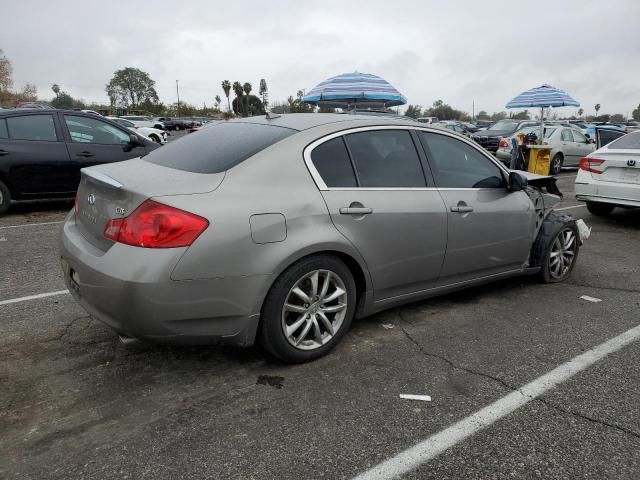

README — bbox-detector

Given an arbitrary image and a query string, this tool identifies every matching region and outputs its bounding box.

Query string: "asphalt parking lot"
[1,171,639,479]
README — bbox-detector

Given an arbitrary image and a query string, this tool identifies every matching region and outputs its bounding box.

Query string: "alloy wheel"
[281,269,348,351]
[548,228,576,279]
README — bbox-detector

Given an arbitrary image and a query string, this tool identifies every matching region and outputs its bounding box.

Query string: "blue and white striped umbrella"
[506,84,579,109]
[303,72,407,107]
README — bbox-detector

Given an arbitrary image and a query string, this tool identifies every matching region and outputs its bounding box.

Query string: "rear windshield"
[146,122,296,173]
[607,131,640,149]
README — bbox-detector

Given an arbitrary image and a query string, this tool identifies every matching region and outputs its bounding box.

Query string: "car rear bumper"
[575,175,640,207]
[59,213,268,346]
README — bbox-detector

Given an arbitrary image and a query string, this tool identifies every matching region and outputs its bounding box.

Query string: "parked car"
[460,122,481,133]
[60,114,578,363]
[0,109,160,215]
[474,120,496,130]
[436,122,469,136]
[471,119,538,153]
[15,102,54,110]
[575,130,639,215]
[585,123,625,139]
[496,126,595,174]
[120,116,165,130]
[416,116,438,124]
[108,117,168,144]
[152,117,192,131]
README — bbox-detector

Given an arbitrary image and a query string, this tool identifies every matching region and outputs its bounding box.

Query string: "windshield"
[607,131,640,149]
[491,120,519,131]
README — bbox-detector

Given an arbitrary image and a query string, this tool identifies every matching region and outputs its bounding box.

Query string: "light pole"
[176,80,181,118]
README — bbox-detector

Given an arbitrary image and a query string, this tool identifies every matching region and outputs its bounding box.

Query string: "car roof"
[226,113,422,131]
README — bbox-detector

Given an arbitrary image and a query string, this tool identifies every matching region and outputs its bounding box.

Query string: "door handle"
[0,150,8,156]
[450,204,474,213]
[76,151,95,158]
[339,207,373,215]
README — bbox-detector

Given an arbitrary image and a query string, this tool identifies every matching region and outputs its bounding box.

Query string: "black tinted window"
[311,137,356,187]
[6,114,57,141]
[0,119,7,139]
[419,132,504,188]
[607,131,639,149]
[147,122,295,173]
[345,130,425,187]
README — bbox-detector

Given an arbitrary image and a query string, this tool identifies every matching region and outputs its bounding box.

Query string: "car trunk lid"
[75,158,224,251]
[590,151,640,184]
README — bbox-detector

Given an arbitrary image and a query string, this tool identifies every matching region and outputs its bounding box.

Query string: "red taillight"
[103,200,209,248]
[579,157,605,174]
[499,138,509,149]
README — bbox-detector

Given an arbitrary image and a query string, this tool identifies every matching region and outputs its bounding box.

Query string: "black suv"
[0,109,160,215]
[471,119,537,153]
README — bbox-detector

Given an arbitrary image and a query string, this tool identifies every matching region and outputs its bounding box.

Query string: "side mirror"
[123,134,142,152]
[507,171,528,192]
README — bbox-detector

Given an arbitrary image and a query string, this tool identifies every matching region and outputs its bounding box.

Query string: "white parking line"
[0,221,64,230]
[353,323,640,480]
[0,290,69,307]
[555,205,586,211]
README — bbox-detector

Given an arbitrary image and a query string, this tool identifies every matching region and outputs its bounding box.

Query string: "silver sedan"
[60,114,579,362]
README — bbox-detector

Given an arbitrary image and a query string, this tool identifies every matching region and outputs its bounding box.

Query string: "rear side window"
[0,119,7,139]
[419,132,504,188]
[561,129,574,142]
[344,130,426,188]
[607,131,640,149]
[6,114,57,141]
[147,122,295,173]
[310,137,357,187]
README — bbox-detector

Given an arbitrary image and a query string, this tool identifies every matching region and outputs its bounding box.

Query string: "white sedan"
[575,131,640,215]
[107,117,168,144]
[496,126,595,174]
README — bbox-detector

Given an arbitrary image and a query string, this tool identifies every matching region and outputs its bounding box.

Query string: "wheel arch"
[0,170,16,198]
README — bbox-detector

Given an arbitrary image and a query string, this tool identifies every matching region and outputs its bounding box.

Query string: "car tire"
[174,125,181,131]
[551,153,563,175]
[260,255,356,363]
[534,214,579,284]
[0,179,11,216]
[586,202,615,216]
[149,134,161,144]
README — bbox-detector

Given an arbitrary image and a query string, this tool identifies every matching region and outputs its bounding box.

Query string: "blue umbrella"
[303,72,407,108]
[506,84,580,145]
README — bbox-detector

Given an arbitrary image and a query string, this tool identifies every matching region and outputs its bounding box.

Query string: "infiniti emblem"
[87,193,96,205]
[628,159,637,167]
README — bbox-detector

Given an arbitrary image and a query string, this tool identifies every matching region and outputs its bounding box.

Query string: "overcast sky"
[2,0,639,116]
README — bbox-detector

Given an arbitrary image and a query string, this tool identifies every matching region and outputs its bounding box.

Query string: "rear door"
[559,128,579,163]
[1,113,75,196]
[308,128,448,301]
[417,131,536,285]
[62,114,147,187]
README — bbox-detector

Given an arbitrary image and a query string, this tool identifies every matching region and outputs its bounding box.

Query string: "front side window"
[64,115,130,145]
[418,132,504,188]
[572,130,587,143]
[310,137,357,187]
[344,130,426,188]
[6,114,57,141]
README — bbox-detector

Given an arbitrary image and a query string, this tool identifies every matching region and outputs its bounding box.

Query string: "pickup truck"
[153,117,192,131]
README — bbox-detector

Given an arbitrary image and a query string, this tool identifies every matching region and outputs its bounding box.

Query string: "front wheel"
[550,154,563,175]
[260,255,356,363]
[174,125,181,131]
[541,225,579,283]
[0,180,11,216]
[586,202,615,216]
[149,134,161,144]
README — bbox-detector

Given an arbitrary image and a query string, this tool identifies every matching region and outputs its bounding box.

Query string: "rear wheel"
[0,180,11,216]
[260,255,356,363]
[550,153,563,175]
[586,201,615,216]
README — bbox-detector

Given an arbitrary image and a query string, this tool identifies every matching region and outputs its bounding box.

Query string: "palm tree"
[221,80,231,112]
[51,84,60,97]
[214,94,221,111]
[232,81,243,116]
[243,82,252,116]
[594,104,601,117]
[577,108,584,118]
[259,79,268,109]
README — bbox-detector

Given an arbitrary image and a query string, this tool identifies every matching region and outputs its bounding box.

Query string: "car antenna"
[265,112,281,120]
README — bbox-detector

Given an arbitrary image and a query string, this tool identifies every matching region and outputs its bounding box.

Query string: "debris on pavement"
[381,324,394,330]
[580,295,602,303]
[400,394,432,402]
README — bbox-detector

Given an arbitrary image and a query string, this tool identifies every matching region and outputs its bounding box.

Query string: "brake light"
[104,200,209,248]
[499,138,509,149]
[579,157,605,174]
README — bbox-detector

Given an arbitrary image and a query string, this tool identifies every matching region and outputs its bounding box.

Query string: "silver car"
[60,114,579,362]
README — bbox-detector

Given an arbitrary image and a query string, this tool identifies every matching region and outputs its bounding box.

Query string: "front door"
[417,131,536,285]
[307,129,448,301]
[2,113,76,196]
[62,114,147,189]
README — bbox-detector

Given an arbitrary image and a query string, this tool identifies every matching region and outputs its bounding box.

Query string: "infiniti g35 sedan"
[60,114,579,363]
